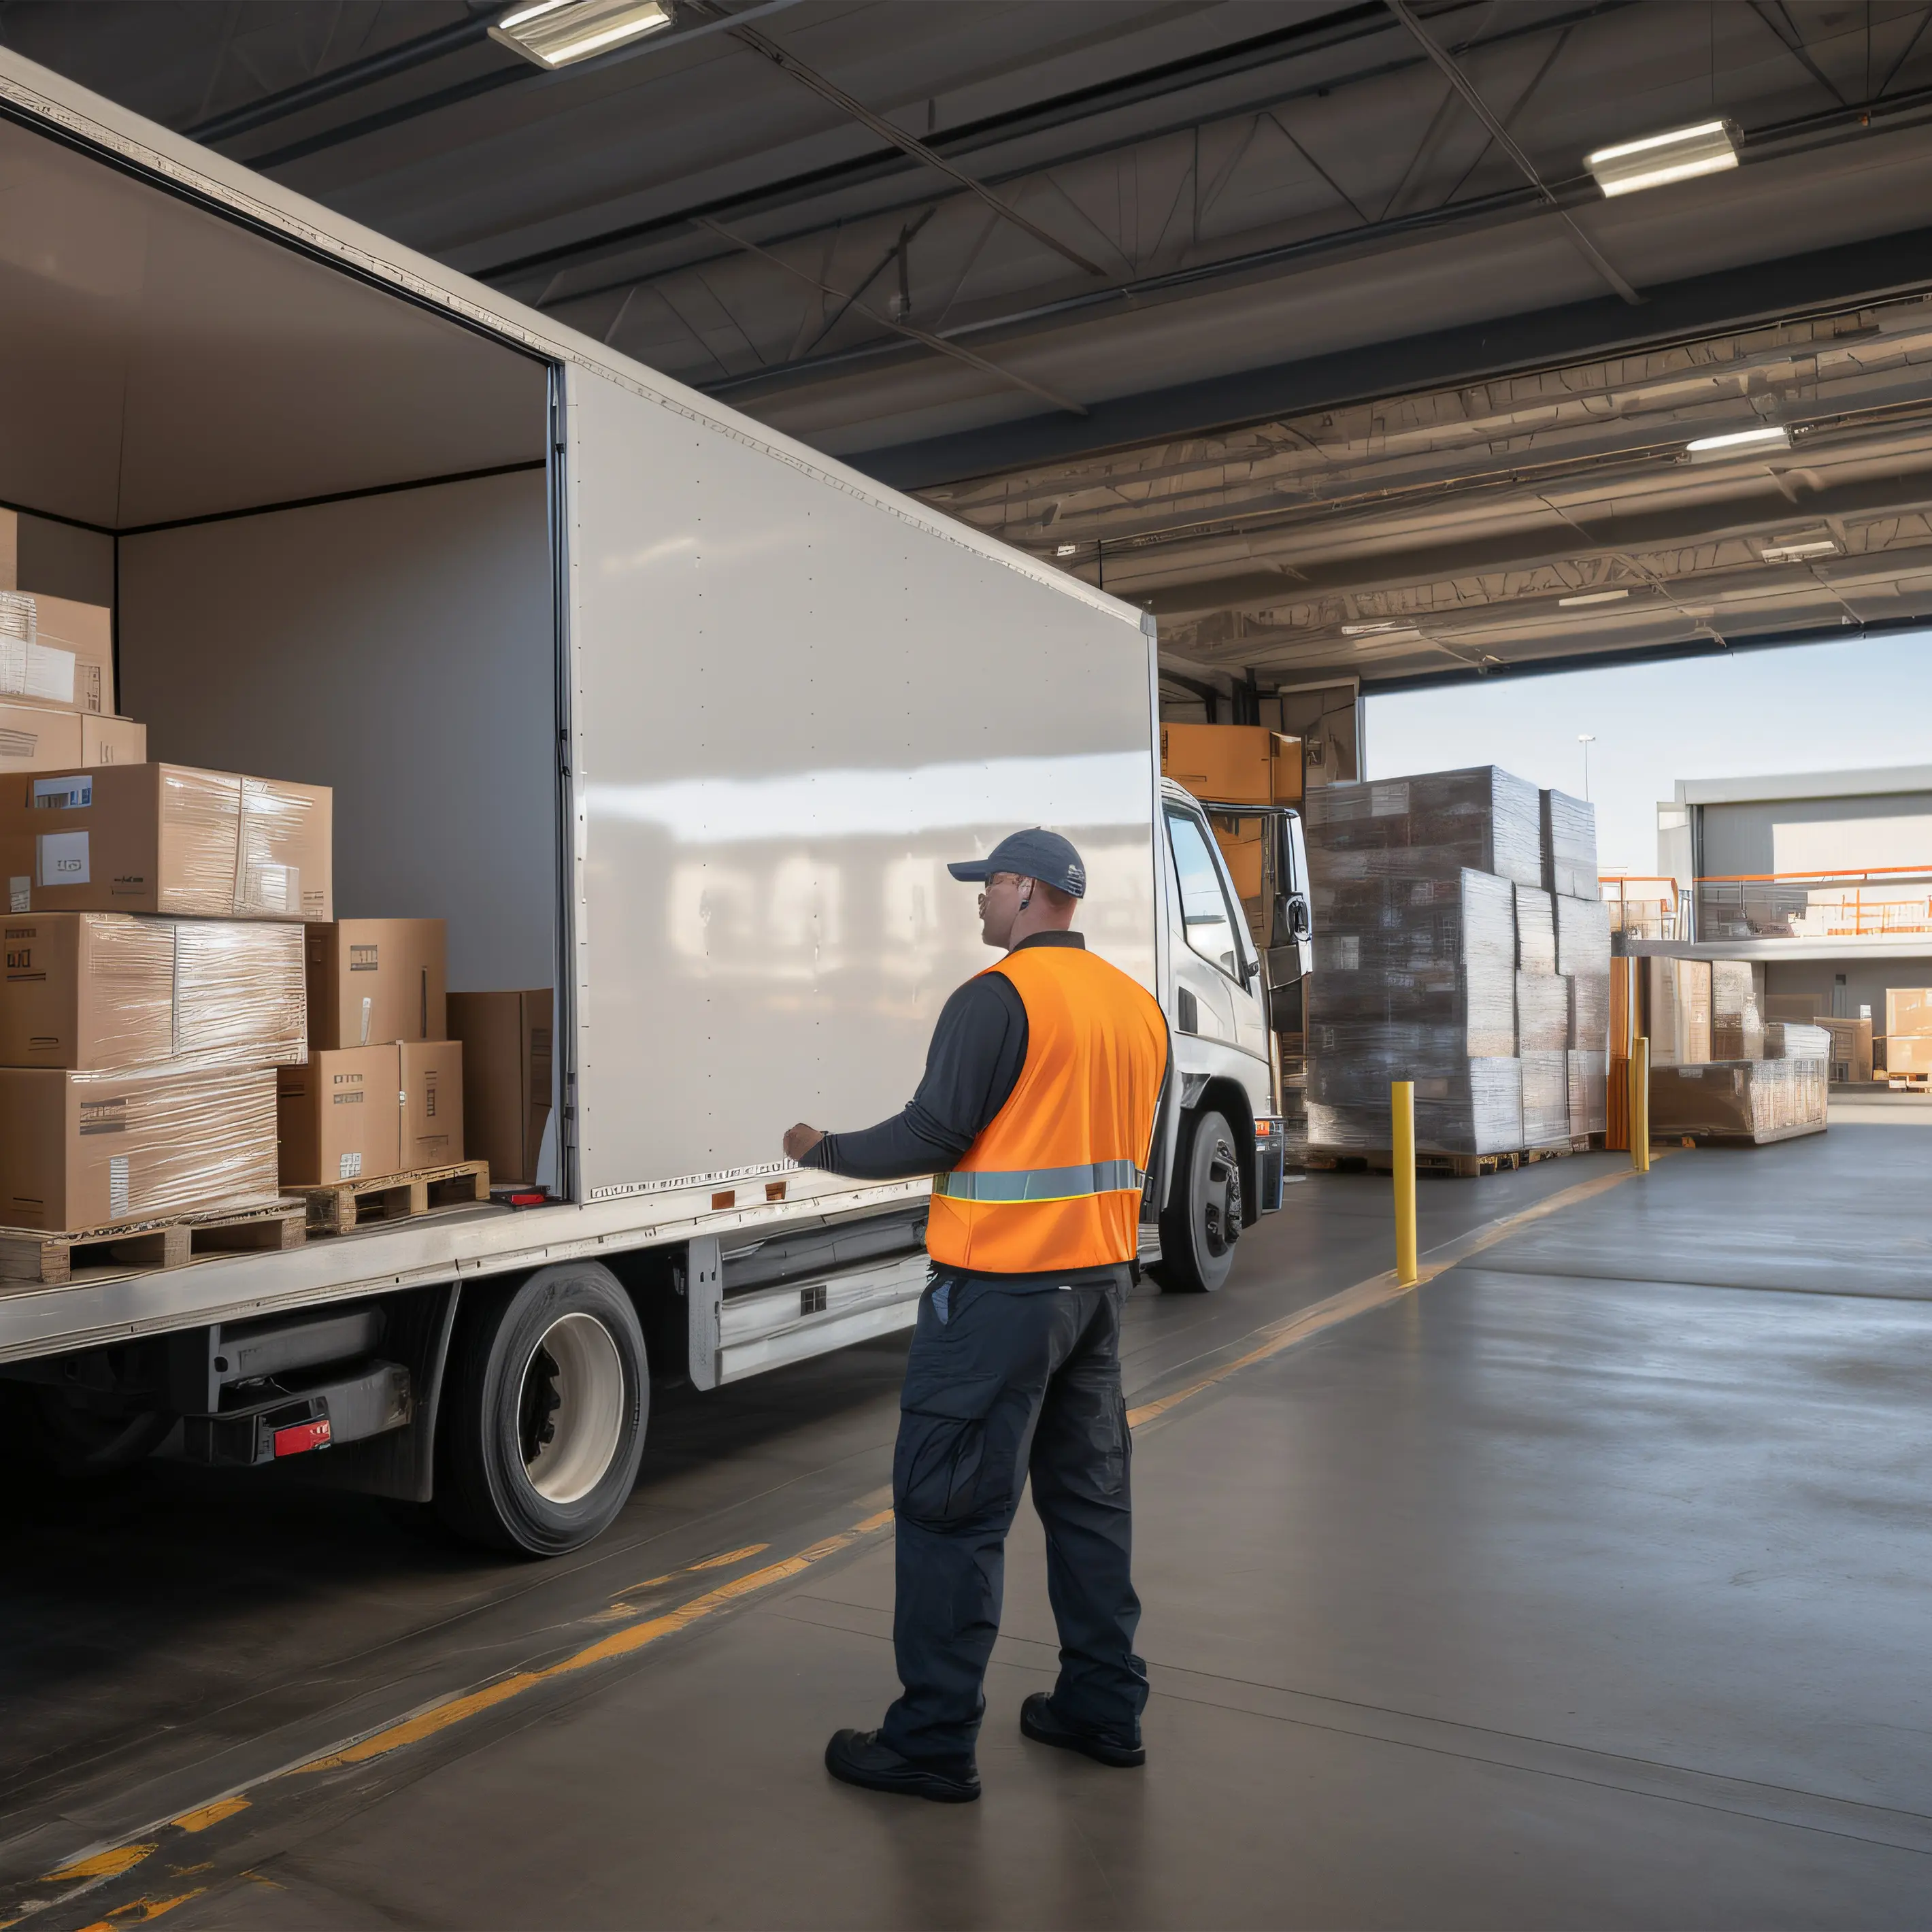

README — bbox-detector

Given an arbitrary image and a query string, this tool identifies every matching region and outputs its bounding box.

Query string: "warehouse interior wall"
[116,468,555,992]
[1763,958,1932,1023]
[12,513,113,607]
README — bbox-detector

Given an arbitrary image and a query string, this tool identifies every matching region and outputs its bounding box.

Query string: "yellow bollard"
[1391,1079,1418,1285]
[1631,1035,1650,1173]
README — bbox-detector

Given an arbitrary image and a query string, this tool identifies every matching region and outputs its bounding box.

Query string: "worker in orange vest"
[784,829,1169,1803]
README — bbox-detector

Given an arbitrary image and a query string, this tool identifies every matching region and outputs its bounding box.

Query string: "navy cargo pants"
[879,1267,1148,1769]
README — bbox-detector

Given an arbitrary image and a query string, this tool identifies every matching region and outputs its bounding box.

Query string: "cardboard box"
[1886,1033,1932,1076]
[0,594,115,716]
[0,703,145,773]
[448,989,552,1186]
[1885,988,1932,1038]
[81,716,146,767]
[0,764,331,919]
[401,1039,463,1170]
[1806,1014,1873,1082]
[0,511,15,590]
[278,1046,401,1186]
[1212,820,1264,901]
[305,919,446,1049]
[1160,724,1301,807]
[0,913,305,1071]
[0,1064,279,1231]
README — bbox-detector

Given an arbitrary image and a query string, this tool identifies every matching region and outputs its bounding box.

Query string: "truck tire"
[435,1263,648,1556]
[1155,1107,1243,1293]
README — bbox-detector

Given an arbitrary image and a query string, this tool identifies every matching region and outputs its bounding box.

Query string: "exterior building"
[1655,765,1932,1027]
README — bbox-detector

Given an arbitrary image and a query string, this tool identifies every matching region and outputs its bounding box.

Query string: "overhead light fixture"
[490,0,671,67]
[1759,535,1838,563]
[1586,119,1739,198]
[1054,544,1078,557]
[1340,620,1416,636]
[1559,588,1630,607]
[1686,424,1791,461]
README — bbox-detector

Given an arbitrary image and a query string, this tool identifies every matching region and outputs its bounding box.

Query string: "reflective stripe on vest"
[925,943,1168,1275]
[933,1159,1146,1204]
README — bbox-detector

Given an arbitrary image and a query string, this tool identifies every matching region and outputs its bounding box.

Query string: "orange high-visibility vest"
[926,943,1168,1274]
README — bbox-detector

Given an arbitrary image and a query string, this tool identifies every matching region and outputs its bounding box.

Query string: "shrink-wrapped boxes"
[0,914,304,1070]
[1307,1057,1522,1158]
[1648,957,1713,1065]
[1648,1056,1827,1144]
[1711,959,1766,1061]
[0,765,331,919]
[1520,1050,1572,1148]
[1540,788,1598,901]
[0,1064,280,1229]
[1305,766,1544,889]
[0,593,116,715]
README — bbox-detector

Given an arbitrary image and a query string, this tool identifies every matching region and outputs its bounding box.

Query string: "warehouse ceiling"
[12,0,1932,693]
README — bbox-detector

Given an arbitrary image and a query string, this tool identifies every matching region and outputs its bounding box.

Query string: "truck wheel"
[1156,1108,1243,1293]
[435,1263,648,1556]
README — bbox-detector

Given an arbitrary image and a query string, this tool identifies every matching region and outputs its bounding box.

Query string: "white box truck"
[0,50,1307,1552]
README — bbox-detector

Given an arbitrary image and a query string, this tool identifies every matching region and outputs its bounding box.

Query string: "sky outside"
[1365,633,1932,877]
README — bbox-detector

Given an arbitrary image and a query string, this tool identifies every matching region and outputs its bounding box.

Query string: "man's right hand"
[784,1123,826,1163]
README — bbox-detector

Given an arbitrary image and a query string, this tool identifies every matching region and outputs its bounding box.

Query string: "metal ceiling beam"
[693,215,1088,416]
[1382,0,1640,304]
[854,214,1932,488]
[688,1,1109,279]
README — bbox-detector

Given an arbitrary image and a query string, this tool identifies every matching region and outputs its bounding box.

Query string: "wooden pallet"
[1885,1073,1932,1093]
[0,1197,307,1289]
[293,1159,490,1235]
[1305,1141,1587,1180]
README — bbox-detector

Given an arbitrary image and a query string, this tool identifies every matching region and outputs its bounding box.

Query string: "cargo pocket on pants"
[894,1373,1008,1530]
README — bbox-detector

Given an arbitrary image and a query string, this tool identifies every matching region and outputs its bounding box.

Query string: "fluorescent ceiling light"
[1760,536,1837,563]
[1686,424,1790,460]
[1054,544,1078,557]
[1341,620,1416,635]
[1586,119,1739,197]
[490,0,671,67]
[1559,589,1630,607]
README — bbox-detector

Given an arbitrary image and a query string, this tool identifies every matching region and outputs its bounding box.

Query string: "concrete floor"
[3,1114,1929,1928]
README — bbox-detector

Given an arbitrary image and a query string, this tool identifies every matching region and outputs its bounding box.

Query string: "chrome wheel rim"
[518,1312,624,1504]
[1200,1130,1242,1260]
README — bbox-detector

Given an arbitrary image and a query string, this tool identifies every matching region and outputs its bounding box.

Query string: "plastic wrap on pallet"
[1305,766,1544,888]
[1568,972,1610,1051]
[1765,1021,1831,1062]
[1514,886,1556,973]
[1566,1048,1608,1137]
[0,913,305,1071]
[1540,788,1599,901]
[1554,894,1611,979]
[1648,1056,1827,1143]
[1710,959,1766,1061]
[1307,1056,1523,1156]
[1308,1024,1510,1103]
[1520,1050,1572,1148]
[1516,971,1571,1051]
[0,1063,280,1231]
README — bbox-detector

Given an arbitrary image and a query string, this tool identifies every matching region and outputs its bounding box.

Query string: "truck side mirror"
[1287,893,1312,942]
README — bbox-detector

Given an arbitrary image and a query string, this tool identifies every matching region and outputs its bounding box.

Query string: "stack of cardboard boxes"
[1157,722,1302,938]
[280,921,465,1186]
[1301,766,1610,1156]
[1883,990,1932,1080]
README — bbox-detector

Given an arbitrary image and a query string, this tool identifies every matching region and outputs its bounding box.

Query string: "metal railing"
[1599,875,1684,941]
[1693,864,1932,941]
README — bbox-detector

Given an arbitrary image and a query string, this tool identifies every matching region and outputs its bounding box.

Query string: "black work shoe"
[1020,1691,1146,1768]
[825,1728,980,1803]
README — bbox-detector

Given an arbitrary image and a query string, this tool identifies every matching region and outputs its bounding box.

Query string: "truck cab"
[1149,776,1312,1292]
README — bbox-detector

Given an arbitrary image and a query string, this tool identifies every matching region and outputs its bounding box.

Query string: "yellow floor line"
[21,1159,1646,1911]
[1129,1158,1652,1430]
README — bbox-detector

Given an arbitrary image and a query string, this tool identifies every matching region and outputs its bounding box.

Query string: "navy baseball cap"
[948,829,1086,899]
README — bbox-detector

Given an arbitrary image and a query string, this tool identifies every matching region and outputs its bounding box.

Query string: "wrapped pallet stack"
[1303,767,1609,1161]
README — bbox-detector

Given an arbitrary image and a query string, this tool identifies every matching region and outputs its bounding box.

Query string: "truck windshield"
[1165,806,1244,980]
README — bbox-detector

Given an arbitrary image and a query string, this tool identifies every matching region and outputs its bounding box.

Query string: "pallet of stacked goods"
[1543,787,1612,1147]
[0,758,328,1285]
[1645,963,1829,1144]
[0,590,146,771]
[1305,765,1562,1176]
[1882,989,1932,1088]
[281,920,482,1233]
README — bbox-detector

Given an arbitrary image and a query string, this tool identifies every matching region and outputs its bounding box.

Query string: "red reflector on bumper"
[273,1416,332,1457]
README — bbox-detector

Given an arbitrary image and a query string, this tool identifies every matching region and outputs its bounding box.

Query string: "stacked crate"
[1303,767,1610,1159]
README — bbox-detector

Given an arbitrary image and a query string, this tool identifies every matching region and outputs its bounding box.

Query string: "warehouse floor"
[5,1114,1930,1929]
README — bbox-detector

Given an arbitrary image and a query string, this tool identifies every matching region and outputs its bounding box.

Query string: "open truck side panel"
[0,48,1213,1546]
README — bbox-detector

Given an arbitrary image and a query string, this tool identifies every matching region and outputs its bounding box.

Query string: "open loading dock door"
[0,101,563,1180]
